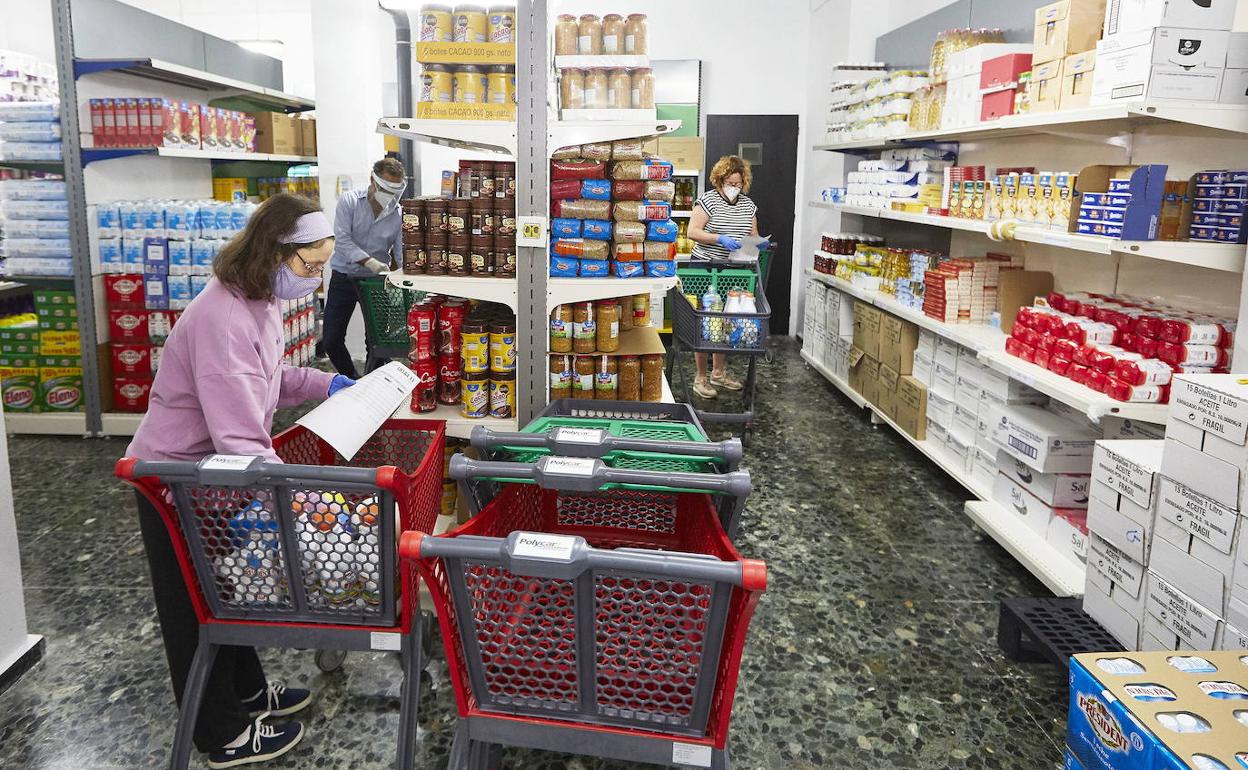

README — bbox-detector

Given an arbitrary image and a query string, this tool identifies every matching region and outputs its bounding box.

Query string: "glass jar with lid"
[583,68,608,110]
[554,14,578,55]
[630,68,654,109]
[607,69,631,110]
[601,14,624,54]
[559,68,585,110]
[624,14,648,54]
[577,14,602,55]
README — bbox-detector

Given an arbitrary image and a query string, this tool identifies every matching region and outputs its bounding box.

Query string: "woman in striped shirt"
[687,155,761,398]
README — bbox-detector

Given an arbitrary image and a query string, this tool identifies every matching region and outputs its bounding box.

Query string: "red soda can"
[407,302,436,362]
[409,359,438,413]
[438,353,462,405]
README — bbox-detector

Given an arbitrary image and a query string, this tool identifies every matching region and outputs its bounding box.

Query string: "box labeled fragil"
[1082,579,1142,650]
[1102,417,1166,440]
[989,403,1099,474]
[996,449,1090,508]
[1093,27,1230,104]
[1092,440,1163,510]
[1144,571,1223,650]
[1160,433,1245,512]
[1087,533,1146,613]
[1103,0,1238,37]
[1087,480,1155,565]
[1151,519,1234,613]
[1223,33,1248,105]
[1156,476,1239,559]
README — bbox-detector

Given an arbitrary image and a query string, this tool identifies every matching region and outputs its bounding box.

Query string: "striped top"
[691,188,757,261]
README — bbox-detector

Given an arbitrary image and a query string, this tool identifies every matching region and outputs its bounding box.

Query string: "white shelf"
[806,269,1170,425]
[965,501,1086,597]
[100,412,144,436]
[550,118,682,151]
[814,101,1248,152]
[377,117,516,156]
[554,55,649,69]
[3,412,88,436]
[75,57,315,112]
[800,345,1085,596]
[390,401,518,439]
[386,272,518,309]
[547,276,677,312]
[812,202,1245,272]
[83,146,318,164]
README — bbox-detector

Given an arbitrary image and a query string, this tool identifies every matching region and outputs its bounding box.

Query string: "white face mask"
[371,171,406,209]
[722,185,741,202]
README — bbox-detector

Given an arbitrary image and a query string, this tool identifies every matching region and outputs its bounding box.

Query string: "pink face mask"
[272,263,321,299]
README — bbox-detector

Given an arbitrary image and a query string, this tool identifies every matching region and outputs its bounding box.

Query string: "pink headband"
[278,211,334,244]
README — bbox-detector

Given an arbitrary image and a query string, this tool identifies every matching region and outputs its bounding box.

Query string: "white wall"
[0,0,55,61]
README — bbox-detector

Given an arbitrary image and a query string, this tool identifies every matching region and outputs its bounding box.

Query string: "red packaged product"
[1068,364,1091,387]
[437,300,468,355]
[1048,356,1072,376]
[1156,342,1231,368]
[1039,313,1067,336]
[110,343,152,376]
[550,179,582,199]
[109,309,150,342]
[1077,303,1101,320]
[1113,358,1173,387]
[613,180,645,200]
[1159,318,1229,346]
[1085,368,1110,393]
[408,359,437,413]
[1047,293,1069,312]
[113,377,153,413]
[1051,338,1079,361]
[1063,321,1117,347]
[1118,333,1139,353]
[1015,327,1040,347]
[1132,313,1165,339]
[438,353,462,406]
[551,160,606,180]
[1033,348,1052,369]
[1036,335,1057,353]
[103,274,145,309]
[1105,378,1168,404]
[1135,336,1161,358]
[407,302,436,362]
[1015,306,1039,330]
[1004,336,1035,362]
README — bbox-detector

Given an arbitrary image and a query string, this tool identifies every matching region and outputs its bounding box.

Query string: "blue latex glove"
[716,234,742,252]
[328,374,356,397]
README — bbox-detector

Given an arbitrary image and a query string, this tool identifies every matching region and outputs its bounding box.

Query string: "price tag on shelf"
[517,216,547,248]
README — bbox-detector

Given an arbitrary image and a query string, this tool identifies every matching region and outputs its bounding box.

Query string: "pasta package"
[551,179,582,199]
[551,238,609,259]
[550,255,579,276]
[582,219,612,240]
[613,221,646,243]
[645,259,677,277]
[612,260,645,278]
[581,179,612,200]
[610,158,673,181]
[613,200,671,222]
[613,242,645,261]
[612,180,645,200]
[553,198,611,219]
[552,159,607,180]
[610,138,645,160]
[644,241,677,261]
[580,142,612,161]
[552,218,582,238]
[551,145,582,160]
[579,258,610,277]
[647,219,679,242]
[644,181,675,202]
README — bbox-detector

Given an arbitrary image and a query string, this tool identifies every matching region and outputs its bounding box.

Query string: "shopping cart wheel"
[315,648,348,673]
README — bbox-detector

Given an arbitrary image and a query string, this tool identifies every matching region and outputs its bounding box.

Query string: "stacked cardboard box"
[801,280,853,381]
[1029,0,1105,113]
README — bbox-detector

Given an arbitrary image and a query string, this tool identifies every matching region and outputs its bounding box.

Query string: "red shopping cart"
[116,418,445,770]
[399,454,767,769]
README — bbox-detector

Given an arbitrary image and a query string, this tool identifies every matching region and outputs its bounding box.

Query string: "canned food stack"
[406,296,517,420]
[416,4,517,120]
[549,295,664,402]
[549,142,677,279]
[553,12,653,118]
[1005,291,1237,404]
[399,161,516,278]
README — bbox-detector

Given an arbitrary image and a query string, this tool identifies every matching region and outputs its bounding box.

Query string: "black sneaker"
[207,716,304,769]
[241,681,314,718]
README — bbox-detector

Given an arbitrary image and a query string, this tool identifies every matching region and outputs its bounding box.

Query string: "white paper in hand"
[732,234,772,261]
[296,361,418,460]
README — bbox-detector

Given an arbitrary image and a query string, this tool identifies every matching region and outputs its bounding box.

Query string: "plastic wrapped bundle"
[552,160,607,180]
[612,221,646,243]
[610,159,673,180]
[612,180,645,200]
[612,200,671,222]
[610,138,645,160]
[550,239,610,259]
[552,199,611,219]
[580,142,612,161]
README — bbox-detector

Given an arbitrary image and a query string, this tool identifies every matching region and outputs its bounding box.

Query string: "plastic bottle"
[701,285,721,342]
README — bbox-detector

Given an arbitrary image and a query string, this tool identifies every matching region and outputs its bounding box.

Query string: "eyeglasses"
[296,254,325,276]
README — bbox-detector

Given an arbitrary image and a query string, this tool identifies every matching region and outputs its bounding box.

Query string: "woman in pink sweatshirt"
[127,193,353,768]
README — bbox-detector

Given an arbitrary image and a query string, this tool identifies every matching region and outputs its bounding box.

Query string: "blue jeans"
[322,270,367,379]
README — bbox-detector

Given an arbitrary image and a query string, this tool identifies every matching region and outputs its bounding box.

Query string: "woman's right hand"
[716,234,742,252]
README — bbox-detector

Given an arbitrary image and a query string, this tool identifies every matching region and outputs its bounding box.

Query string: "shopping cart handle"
[126,455,386,487]
[470,425,743,465]
[449,454,752,497]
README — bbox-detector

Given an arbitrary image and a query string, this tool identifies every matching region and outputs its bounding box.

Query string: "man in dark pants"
[322,157,406,378]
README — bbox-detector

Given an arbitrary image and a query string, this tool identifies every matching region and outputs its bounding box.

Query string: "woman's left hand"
[328,374,356,397]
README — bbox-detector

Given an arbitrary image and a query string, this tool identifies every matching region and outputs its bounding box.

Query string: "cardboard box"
[993,471,1059,538]
[1088,479,1156,565]
[37,357,82,412]
[1144,571,1223,650]
[895,376,927,441]
[1150,529,1232,614]
[113,377,152,413]
[1061,50,1097,110]
[877,363,900,419]
[878,315,919,375]
[1104,0,1238,37]
[1034,0,1107,65]
[989,403,1100,474]
[110,343,152,377]
[298,117,316,156]
[1093,27,1230,104]
[852,302,880,359]
[1161,434,1244,512]
[1156,477,1240,578]
[860,356,881,407]
[0,354,39,412]
[253,112,299,155]
[997,271,1055,335]
[1048,509,1089,565]
[1082,579,1142,649]
[1087,533,1147,617]
[38,331,80,357]
[847,346,866,394]
[103,274,145,309]
[927,390,955,430]
[934,338,960,371]
[109,309,150,343]
[1222,32,1248,105]
[1102,416,1166,440]
[1069,164,1167,240]
[996,449,1090,507]
[1028,59,1065,113]
[1092,440,1163,511]
[656,137,704,173]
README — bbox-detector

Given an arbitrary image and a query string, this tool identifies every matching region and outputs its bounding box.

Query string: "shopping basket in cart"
[400,454,766,769]
[666,258,773,445]
[357,276,419,373]
[116,418,444,770]
[462,424,748,538]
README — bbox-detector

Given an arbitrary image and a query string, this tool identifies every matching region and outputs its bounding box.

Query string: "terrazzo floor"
[0,339,1070,769]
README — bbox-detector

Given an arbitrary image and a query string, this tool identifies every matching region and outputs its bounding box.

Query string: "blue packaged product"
[581,179,612,200]
[1107,179,1133,193]
[1077,221,1123,237]
[167,275,192,309]
[647,219,678,242]
[191,239,216,270]
[645,260,676,277]
[1195,170,1248,185]
[98,238,123,271]
[144,276,169,310]
[612,260,644,278]
[1063,747,1085,770]
[549,255,578,277]
[164,202,194,239]
[1215,227,1246,244]
[551,218,582,238]
[582,219,612,240]
[577,259,610,277]
[167,239,192,273]
[230,202,252,233]
[1082,192,1132,208]
[141,203,164,238]
[96,204,121,238]
[1191,225,1220,241]
[1195,183,1248,200]
[1214,199,1247,215]
[190,274,210,298]
[122,238,145,270]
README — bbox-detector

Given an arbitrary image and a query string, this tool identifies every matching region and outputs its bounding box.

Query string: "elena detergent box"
[0,353,39,412]
[1068,650,1248,770]
[38,356,82,412]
